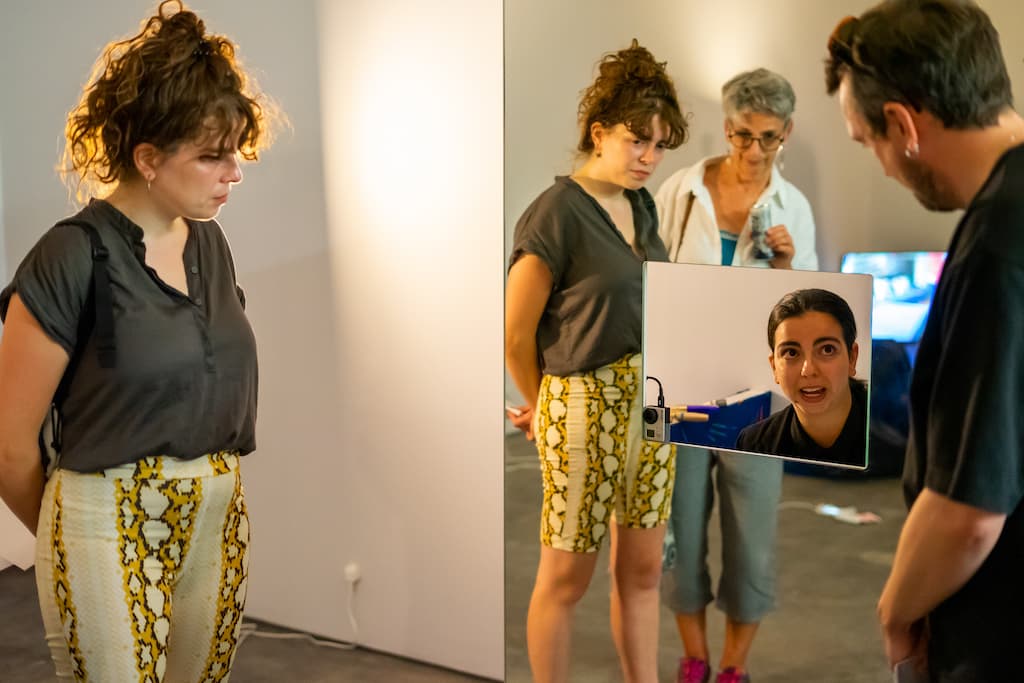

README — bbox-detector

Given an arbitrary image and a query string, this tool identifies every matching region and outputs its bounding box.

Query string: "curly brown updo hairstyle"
[577,39,689,154]
[62,0,282,200]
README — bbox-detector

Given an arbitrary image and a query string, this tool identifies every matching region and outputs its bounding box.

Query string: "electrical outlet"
[344,561,361,583]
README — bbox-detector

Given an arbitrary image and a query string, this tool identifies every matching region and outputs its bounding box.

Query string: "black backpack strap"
[77,223,116,369]
[46,221,116,459]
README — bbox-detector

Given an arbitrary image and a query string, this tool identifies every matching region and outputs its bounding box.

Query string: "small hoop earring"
[595,149,602,158]
[147,180,152,192]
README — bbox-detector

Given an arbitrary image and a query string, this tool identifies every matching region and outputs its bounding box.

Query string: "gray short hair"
[721,68,796,123]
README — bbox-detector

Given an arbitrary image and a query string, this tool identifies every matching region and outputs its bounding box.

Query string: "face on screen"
[770,311,859,425]
[642,262,873,469]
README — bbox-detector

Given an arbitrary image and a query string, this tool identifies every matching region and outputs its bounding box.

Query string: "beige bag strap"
[670,191,696,262]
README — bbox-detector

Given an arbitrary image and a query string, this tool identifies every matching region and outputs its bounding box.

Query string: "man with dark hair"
[825,0,1024,680]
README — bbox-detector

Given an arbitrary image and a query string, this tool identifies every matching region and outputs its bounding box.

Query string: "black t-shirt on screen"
[735,379,867,468]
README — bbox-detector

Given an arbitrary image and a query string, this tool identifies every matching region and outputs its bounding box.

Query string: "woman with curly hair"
[0,1,280,680]
[505,40,688,683]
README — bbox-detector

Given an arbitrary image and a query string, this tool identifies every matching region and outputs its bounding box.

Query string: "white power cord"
[236,581,360,651]
[347,580,359,646]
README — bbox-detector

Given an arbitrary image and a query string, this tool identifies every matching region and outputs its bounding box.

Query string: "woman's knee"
[534,551,597,605]
[612,554,663,592]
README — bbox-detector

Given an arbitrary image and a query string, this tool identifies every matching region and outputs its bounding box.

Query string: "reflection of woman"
[0,2,278,679]
[736,289,867,467]
[655,69,817,683]
[505,41,687,683]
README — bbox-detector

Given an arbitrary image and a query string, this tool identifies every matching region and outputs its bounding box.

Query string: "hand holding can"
[749,202,775,259]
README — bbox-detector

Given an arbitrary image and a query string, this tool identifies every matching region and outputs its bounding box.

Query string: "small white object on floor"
[815,503,882,525]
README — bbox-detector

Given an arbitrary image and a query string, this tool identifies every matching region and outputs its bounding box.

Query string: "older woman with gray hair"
[654,68,818,683]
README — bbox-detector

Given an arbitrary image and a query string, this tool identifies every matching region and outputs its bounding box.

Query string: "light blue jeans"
[661,445,782,622]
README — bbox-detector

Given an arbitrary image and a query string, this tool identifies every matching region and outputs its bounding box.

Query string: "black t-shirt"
[901,145,1024,680]
[735,380,867,468]
[0,199,257,473]
[508,176,668,376]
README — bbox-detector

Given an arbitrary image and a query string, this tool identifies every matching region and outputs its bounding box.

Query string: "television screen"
[840,251,946,344]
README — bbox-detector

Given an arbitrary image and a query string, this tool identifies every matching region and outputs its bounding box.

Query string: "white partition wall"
[0,1,503,678]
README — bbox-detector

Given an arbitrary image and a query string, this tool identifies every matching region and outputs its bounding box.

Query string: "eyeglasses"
[727,129,785,151]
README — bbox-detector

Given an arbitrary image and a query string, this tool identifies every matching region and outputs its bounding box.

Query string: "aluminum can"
[749,202,774,259]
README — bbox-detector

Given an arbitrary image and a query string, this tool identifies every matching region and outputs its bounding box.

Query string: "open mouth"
[799,387,827,403]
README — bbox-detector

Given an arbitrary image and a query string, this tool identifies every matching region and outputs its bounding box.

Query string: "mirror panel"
[642,263,873,468]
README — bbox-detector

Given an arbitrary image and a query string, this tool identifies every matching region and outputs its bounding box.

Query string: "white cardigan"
[655,156,819,271]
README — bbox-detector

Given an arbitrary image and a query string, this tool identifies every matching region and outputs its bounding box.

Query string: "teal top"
[720,230,738,266]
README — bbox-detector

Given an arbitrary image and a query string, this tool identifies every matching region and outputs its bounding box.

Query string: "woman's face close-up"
[596,113,670,190]
[150,130,244,221]
[725,110,788,180]
[769,310,858,420]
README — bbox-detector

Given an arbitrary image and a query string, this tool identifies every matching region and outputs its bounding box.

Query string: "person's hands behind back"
[507,405,535,441]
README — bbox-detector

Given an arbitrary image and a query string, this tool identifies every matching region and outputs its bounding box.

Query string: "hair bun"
[576,39,689,155]
[616,40,665,84]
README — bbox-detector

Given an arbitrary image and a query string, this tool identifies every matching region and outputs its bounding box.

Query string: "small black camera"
[642,405,668,442]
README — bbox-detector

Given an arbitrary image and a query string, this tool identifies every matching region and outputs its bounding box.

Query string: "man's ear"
[132,142,163,182]
[881,102,918,151]
[769,353,779,383]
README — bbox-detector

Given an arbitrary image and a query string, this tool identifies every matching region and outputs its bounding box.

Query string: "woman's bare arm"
[0,294,70,532]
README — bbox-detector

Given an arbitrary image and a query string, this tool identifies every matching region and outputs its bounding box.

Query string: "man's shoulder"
[956,154,1024,270]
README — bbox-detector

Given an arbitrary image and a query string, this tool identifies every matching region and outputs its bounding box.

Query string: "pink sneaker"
[715,667,751,683]
[678,657,711,683]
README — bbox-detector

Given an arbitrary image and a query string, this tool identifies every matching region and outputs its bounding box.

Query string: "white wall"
[0,1,503,678]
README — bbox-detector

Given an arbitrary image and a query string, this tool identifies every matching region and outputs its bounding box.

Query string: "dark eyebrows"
[775,337,844,353]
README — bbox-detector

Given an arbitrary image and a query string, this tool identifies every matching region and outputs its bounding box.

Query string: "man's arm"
[878,487,1006,662]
